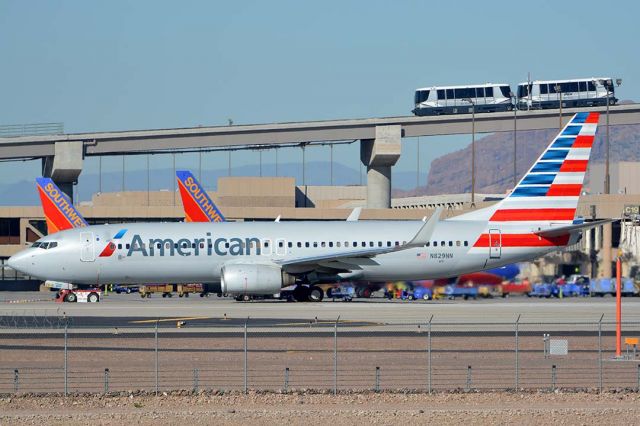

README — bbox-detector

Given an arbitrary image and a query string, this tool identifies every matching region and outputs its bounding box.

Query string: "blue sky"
[0,0,638,197]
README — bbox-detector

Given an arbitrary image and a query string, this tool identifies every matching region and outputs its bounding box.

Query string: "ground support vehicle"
[500,282,532,297]
[406,286,432,300]
[327,285,355,302]
[590,278,637,297]
[114,285,139,294]
[55,288,101,303]
[442,285,478,300]
[528,283,559,298]
[177,283,203,297]
[139,284,175,298]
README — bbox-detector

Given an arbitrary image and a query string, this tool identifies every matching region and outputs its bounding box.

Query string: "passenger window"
[395,241,400,246]
[579,81,587,92]
[329,242,333,247]
[288,242,292,248]
[305,242,310,248]
[369,241,374,247]
[224,243,230,249]
[166,243,171,249]
[126,244,131,249]
[433,241,437,247]
[449,241,453,247]
[475,87,485,98]
[441,241,445,246]
[157,243,162,249]
[191,243,196,249]
[378,241,382,247]
[485,87,493,97]
[456,241,461,247]
[313,242,318,248]
[345,241,349,247]
[321,242,326,247]
[464,241,469,247]
[446,88,454,99]
[540,84,549,94]
[200,243,205,249]
[49,242,57,249]
[278,241,284,248]
[353,241,357,247]
[588,81,596,91]
[437,89,445,100]
[264,241,269,248]
[425,242,430,247]
[337,242,341,247]
[387,241,392,247]
[118,244,122,249]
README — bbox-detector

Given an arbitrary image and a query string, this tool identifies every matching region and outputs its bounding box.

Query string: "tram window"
[540,84,549,94]
[561,82,579,92]
[485,87,494,97]
[500,85,511,98]
[579,81,587,92]
[475,87,485,98]
[588,81,596,91]
[446,88,454,99]
[437,89,445,100]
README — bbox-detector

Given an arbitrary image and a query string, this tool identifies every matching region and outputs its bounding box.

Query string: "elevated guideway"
[1,103,639,207]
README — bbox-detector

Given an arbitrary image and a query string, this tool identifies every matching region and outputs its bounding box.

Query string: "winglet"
[36,177,88,234]
[346,207,362,222]
[275,215,281,222]
[406,207,443,247]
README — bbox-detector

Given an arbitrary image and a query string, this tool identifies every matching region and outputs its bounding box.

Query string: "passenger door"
[488,229,501,259]
[80,232,95,262]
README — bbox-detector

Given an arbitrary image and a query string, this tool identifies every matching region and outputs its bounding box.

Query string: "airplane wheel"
[293,286,310,302]
[308,286,324,302]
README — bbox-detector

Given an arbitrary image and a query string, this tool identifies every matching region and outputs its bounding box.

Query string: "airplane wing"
[534,219,614,238]
[275,207,443,271]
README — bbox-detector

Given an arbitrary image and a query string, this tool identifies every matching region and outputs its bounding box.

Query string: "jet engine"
[220,263,295,294]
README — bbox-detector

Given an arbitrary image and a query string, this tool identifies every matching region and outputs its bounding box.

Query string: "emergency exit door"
[80,232,95,262]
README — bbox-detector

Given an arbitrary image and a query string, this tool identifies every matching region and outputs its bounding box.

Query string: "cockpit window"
[31,241,57,249]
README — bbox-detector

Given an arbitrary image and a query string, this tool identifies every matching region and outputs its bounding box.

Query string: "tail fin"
[456,112,599,223]
[35,177,88,234]
[175,170,226,222]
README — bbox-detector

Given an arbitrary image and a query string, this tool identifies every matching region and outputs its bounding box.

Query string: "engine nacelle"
[220,263,295,295]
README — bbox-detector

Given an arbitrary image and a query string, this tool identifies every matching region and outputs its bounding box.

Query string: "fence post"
[284,367,289,393]
[428,315,433,393]
[104,368,109,394]
[155,320,159,396]
[375,367,380,392]
[64,320,68,396]
[637,364,640,392]
[551,364,557,391]
[515,314,520,391]
[334,316,339,395]
[466,365,472,391]
[244,317,249,394]
[598,314,604,392]
[193,368,199,393]
[13,369,18,393]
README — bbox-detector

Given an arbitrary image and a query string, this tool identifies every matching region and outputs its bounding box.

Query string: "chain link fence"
[1,318,640,395]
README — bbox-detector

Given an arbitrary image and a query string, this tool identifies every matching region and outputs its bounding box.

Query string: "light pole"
[464,98,476,206]
[598,78,622,194]
[554,84,562,130]
[510,91,517,188]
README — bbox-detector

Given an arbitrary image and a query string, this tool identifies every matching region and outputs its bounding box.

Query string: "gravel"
[1,391,640,425]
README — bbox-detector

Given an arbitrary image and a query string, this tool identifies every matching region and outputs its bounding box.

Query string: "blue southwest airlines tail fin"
[457,111,599,224]
[175,170,226,222]
[35,177,88,234]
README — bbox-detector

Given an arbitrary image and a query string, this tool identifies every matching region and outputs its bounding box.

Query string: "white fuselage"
[8,219,570,285]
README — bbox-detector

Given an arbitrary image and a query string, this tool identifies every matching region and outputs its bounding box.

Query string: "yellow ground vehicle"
[139,284,175,298]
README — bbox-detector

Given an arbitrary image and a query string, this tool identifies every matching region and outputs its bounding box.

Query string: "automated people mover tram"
[412,83,513,116]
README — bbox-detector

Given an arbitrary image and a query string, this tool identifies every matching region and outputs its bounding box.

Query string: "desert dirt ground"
[1,391,640,425]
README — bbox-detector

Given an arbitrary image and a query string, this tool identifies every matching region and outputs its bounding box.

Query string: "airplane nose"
[7,251,31,274]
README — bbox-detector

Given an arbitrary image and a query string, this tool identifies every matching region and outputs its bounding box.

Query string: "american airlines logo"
[109,232,262,257]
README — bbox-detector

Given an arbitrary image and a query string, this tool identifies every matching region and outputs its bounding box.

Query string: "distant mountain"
[401,124,640,196]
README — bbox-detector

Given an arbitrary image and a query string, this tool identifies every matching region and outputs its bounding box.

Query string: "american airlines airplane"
[9,112,607,298]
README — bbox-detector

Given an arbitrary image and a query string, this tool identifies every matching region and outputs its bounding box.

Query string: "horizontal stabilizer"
[534,219,614,238]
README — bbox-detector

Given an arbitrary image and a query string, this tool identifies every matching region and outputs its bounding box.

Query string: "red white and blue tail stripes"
[489,112,599,224]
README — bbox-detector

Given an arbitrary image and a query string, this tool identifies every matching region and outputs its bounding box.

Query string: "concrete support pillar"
[360,125,401,209]
[601,222,612,278]
[42,141,84,202]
